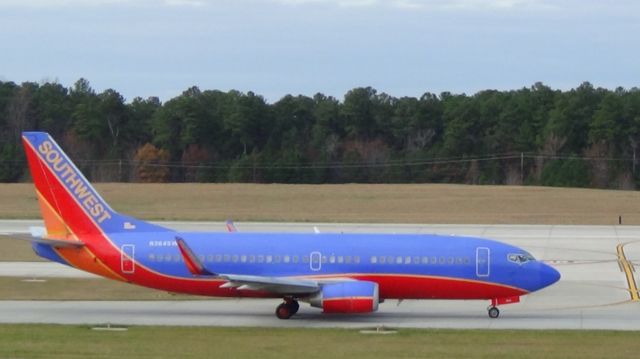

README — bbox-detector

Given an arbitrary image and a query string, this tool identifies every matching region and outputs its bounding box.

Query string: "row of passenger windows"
[371,256,470,265]
[147,254,361,264]
[146,253,470,266]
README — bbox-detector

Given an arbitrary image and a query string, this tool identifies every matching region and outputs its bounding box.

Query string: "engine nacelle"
[309,281,379,313]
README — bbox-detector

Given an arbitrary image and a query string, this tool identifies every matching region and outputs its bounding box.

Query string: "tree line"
[0,79,639,189]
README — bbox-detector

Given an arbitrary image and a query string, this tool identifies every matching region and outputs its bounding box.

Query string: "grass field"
[1,182,639,225]
[0,324,638,359]
[0,237,43,261]
[0,277,205,300]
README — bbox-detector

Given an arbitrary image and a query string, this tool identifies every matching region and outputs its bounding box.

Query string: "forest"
[0,79,639,189]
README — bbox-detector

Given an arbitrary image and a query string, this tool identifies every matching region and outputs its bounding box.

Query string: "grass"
[0,277,206,301]
[0,237,43,261]
[0,325,638,359]
[1,182,639,225]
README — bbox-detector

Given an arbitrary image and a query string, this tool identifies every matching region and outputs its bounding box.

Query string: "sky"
[0,0,638,103]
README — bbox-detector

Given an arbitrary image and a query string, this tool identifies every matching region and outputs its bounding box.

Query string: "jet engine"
[309,281,379,313]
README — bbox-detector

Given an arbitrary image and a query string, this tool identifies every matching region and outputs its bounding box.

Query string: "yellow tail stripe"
[617,243,639,301]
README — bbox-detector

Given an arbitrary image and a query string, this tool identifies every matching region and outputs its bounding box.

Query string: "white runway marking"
[1,220,639,330]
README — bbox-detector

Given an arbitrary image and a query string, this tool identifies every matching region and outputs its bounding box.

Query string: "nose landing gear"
[275,297,300,320]
[487,296,519,318]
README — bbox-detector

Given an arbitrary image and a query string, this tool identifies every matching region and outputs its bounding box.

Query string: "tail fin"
[22,132,170,238]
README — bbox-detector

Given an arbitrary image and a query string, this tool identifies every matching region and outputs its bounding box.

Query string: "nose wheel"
[275,298,300,320]
[487,306,500,318]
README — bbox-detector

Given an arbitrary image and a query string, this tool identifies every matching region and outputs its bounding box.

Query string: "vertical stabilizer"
[22,132,170,237]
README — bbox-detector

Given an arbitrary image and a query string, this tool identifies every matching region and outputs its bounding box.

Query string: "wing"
[218,274,319,294]
[225,219,238,233]
[175,236,320,295]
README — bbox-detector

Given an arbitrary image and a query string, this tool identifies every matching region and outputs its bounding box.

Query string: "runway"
[1,220,639,330]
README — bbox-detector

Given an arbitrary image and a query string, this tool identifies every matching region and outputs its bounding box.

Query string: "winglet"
[226,219,237,233]
[175,236,215,276]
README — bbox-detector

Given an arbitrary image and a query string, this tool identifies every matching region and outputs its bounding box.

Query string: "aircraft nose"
[538,262,561,289]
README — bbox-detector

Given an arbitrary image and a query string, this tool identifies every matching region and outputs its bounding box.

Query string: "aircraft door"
[310,251,321,271]
[476,247,490,277]
[121,244,135,274]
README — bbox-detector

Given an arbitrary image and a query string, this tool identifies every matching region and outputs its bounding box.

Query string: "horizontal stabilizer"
[29,236,85,248]
[0,227,84,248]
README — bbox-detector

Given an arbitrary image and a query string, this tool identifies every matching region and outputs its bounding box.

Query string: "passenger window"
[405,256,411,264]
[379,256,386,264]
[396,256,403,264]
[248,255,255,263]
[354,256,360,264]
[274,255,281,263]
[283,255,290,263]
[148,254,155,261]
[329,255,336,264]
[266,255,273,263]
[215,254,222,263]
[232,255,239,263]
[345,256,352,264]
[321,256,327,264]
[413,256,420,264]
[421,256,429,264]
[293,255,300,263]
[302,256,309,263]
[240,255,247,263]
[257,255,264,263]
[337,256,344,264]
[223,255,230,263]
[371,256,378,264]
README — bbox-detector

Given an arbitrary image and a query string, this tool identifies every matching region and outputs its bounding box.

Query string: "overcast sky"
[0,0,638,103]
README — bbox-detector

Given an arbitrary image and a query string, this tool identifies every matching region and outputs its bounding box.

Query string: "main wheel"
[289,300,300,315]
[488,306,500,319]
[276,303,292,320]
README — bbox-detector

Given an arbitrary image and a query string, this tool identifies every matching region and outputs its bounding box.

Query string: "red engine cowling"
[309,281,379,313]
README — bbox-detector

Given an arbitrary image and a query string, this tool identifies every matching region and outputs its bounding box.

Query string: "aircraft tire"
[276,303,293,320]
[488,306,500,319]
[290,300,300,315]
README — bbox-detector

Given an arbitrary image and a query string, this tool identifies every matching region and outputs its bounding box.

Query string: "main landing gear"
[487,306,500,319]
[275,297,300,320]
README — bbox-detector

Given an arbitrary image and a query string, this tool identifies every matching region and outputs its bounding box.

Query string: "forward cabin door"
[476,247,490,277]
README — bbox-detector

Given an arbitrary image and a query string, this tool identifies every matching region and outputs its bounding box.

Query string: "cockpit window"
[508,252,535,264]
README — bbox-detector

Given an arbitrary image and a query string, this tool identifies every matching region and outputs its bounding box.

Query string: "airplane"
[19,131,560,319]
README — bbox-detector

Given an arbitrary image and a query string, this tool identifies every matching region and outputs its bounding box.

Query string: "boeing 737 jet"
[19,132,560,319]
